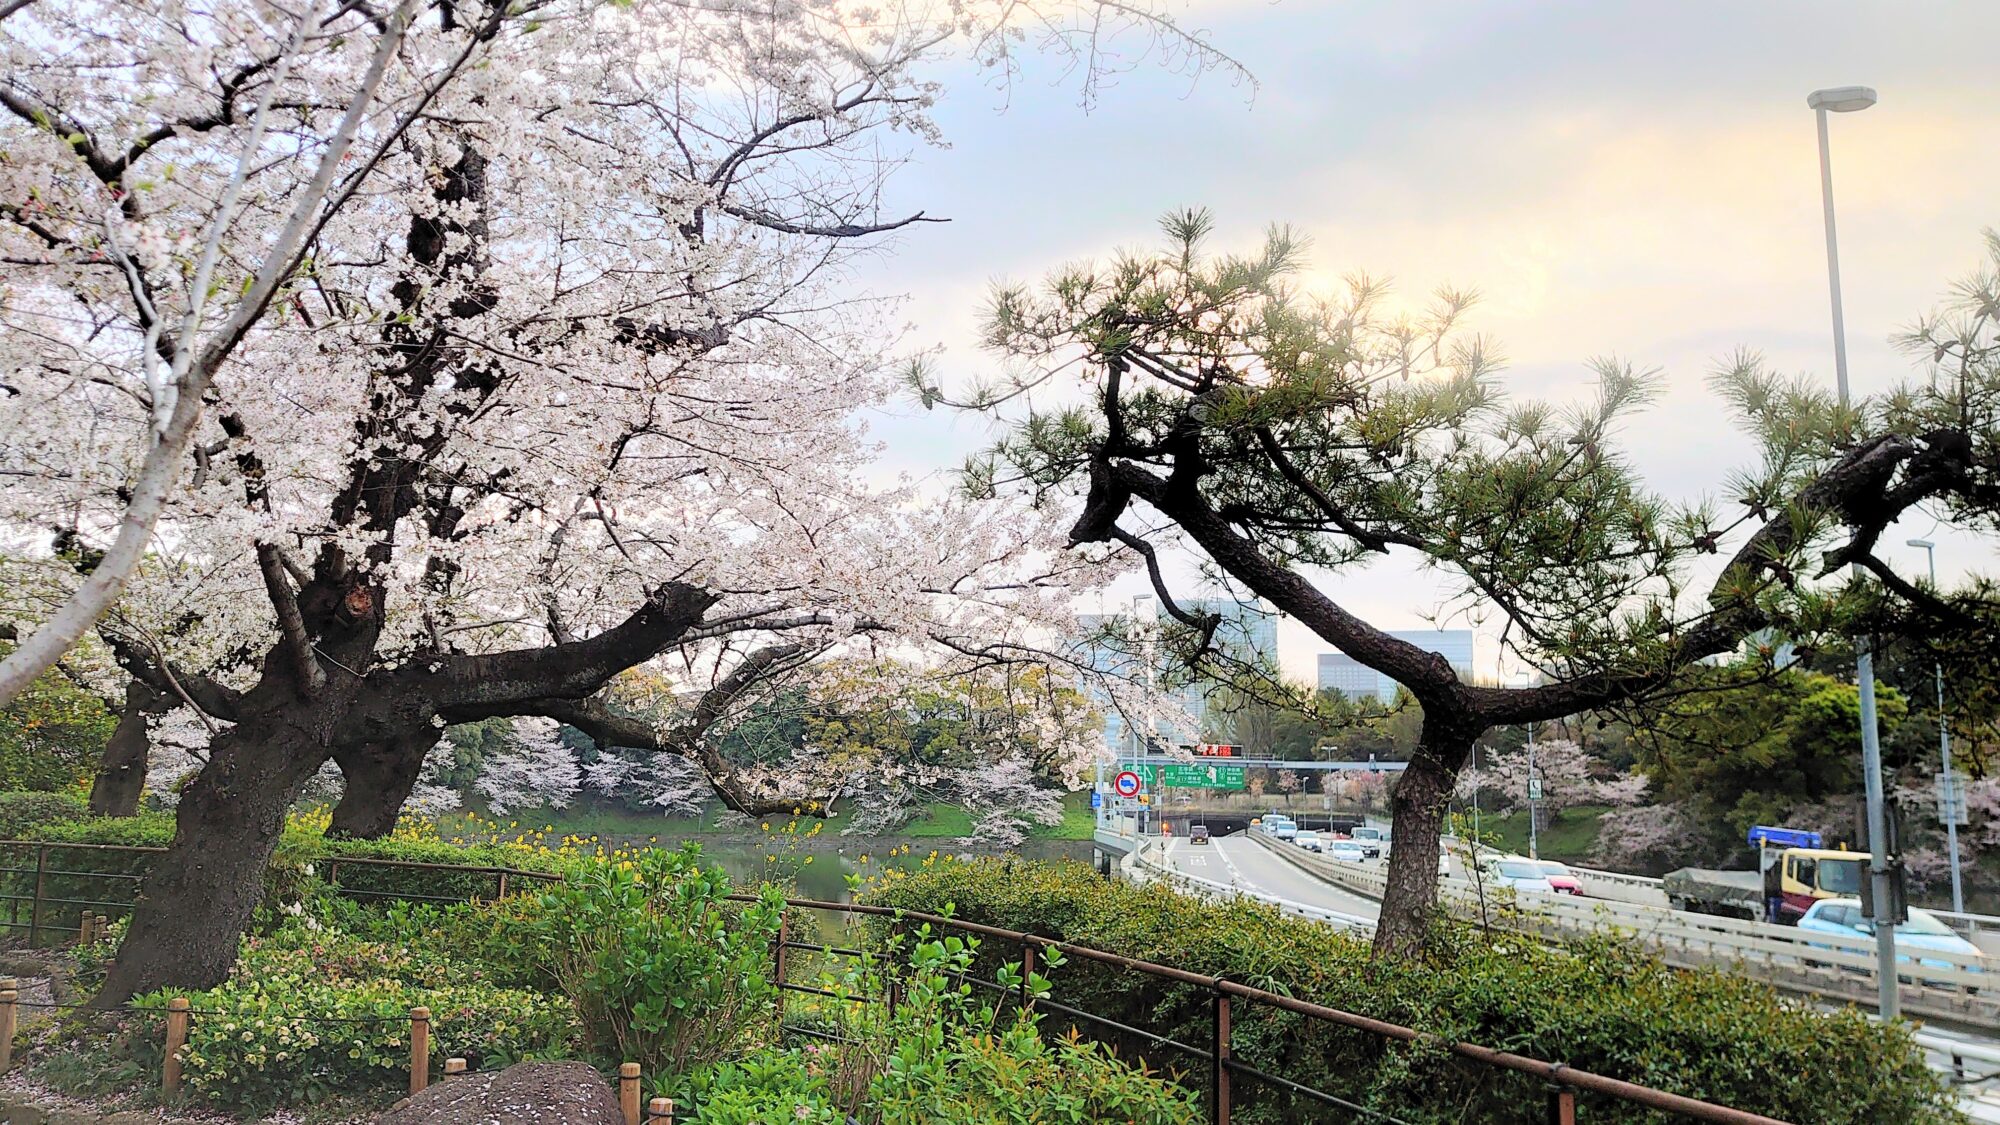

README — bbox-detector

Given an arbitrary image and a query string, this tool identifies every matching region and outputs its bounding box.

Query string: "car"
[1342,828,1383,859]
[1262,817,1297,840]
[1797,898,1983,977]
[1292,830,1324,853]
[1189,824,1211,845]
[1533,861,1583,895]
[1325,840,1368,863]
[1478,856,1556,893]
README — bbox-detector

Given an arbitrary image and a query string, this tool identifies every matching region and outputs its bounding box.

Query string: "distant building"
[1075,595,1281,754]
[1164,597,1279,743]
[1316,629,1475,702]
[1316,653,1379,700]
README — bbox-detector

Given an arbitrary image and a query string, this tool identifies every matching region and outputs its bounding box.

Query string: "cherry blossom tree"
[0,0,1236,1001]
[1470,738,1647,821]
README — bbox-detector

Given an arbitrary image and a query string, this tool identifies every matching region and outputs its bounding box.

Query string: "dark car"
[1190,824,1211,845]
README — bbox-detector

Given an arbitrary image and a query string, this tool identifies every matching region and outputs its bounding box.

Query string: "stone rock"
[373,1061,625,1125]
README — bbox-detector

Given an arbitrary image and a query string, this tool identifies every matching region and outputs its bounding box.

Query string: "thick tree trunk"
[88,681,163,817]
[96,718,330,1004]
[1371,723,1475,959]
[326,734,437,839]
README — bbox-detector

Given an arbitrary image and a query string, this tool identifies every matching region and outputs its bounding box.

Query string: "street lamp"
[1809,83,1898,1019]
[1908,538,1965,913]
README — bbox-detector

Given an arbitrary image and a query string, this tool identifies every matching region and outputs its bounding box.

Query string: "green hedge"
[863,859,1960,1125]
[0,800,575,946]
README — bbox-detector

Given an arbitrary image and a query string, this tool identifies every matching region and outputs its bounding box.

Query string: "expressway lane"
[1157,833,1382,921]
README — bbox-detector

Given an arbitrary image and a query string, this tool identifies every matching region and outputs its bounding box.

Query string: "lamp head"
[1907,538,1935,550]
[1808,86,1878,113]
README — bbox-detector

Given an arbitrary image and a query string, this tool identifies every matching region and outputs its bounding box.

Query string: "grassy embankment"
[1472,803,1610,862]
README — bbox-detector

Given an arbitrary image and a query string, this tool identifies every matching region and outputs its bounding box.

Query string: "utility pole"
[1908,538,1965,913]
[1809,83,1897,1020]
[1526,719,1538,861]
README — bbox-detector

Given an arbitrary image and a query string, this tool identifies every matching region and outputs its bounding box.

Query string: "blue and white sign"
[1089,791,1103,809]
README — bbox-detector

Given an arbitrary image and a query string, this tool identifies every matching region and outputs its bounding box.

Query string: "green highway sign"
[1145,763,1247,790]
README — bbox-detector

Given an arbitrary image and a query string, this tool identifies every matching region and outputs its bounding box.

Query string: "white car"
[1479,857,1555,893]
[1267,819,1298,841]
[1326,840,1368,863]
[1292,830,1325,853]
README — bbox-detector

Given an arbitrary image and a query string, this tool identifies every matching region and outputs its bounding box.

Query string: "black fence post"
[28,846,45,947]
[1212,988,1231,1125]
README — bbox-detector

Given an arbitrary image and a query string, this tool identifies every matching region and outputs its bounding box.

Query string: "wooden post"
[28,846,45,947]
[496,871,509,900]
[1211,991,1231,1125]
[95,913,109,941]
[1547,1086,1576,1125]
[0,977,17,1075]
[162,997,190,1099]
[618,1062,641,1125]
[646,1096,675,1124]
[409,1006,431,1095]
[77,912,92,944]
[444,1057,467,1078]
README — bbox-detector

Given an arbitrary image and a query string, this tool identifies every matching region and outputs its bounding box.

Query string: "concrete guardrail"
[1246,832,2000,1029]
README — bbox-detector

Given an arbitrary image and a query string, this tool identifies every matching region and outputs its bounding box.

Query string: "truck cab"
[1773,847,1867,922]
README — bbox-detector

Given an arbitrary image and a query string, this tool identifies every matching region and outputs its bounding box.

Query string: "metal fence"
[0,838,1792,1124]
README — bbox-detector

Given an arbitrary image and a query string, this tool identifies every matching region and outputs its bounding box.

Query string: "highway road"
[1155,833,1383,919]
[1147,829,2000,1120]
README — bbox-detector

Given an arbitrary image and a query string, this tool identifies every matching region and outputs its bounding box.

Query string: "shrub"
[872,1023,1196,1125]
[684,1048,843,1125]
[679,918,1199,1125]
[0,790,87,837]
[865,858,1960,1125]
[142,973,574,1111]
[40,916,578,1113]
[529,844,782,1075]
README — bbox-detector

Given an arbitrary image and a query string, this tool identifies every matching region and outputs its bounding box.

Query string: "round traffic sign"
[1113,770,1142,798]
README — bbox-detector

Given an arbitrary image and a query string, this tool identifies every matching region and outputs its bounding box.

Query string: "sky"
[844,0,2000,684]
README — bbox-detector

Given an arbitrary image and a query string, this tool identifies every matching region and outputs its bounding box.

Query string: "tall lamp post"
[1908,538,1965,913]
[1809,83,1898,1019]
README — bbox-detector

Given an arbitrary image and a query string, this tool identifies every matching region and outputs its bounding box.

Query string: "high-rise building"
[1316,653,1380,700]
[1163,596,1278,742]
[1315,629,1475,702]
[1073,595,1281,753]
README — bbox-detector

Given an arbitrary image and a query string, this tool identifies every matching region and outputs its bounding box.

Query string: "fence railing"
[1245,833,2000,1027]
[758,894,1793,1125]
[0,838,1795,1124]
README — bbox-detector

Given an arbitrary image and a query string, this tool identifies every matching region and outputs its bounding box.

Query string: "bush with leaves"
[677,916,1197,1125]
[42,915,577,1113]
[529,843,783,1076]
[865,858,1958,1124]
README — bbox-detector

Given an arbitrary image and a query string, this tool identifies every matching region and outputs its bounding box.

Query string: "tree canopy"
[934,210,2000,955]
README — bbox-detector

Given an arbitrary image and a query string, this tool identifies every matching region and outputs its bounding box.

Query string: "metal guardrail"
[1248,834,2000,1028]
